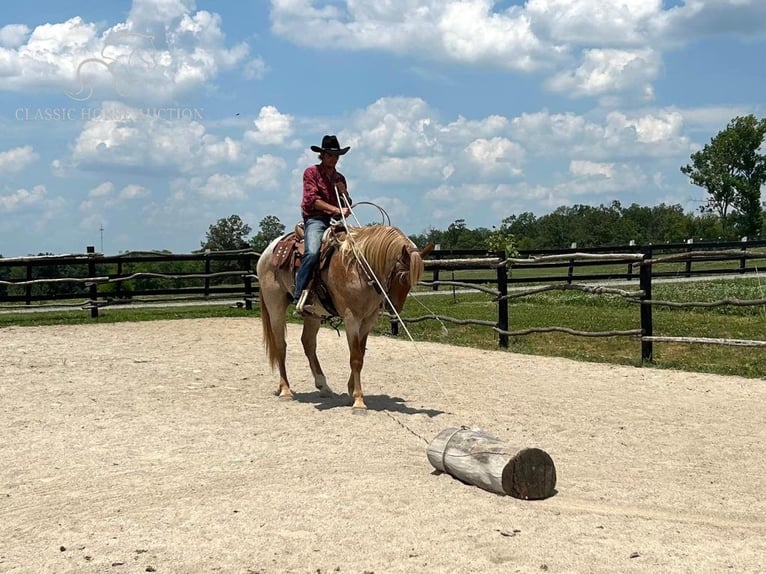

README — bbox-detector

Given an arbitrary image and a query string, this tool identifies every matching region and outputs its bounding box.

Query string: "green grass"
[3,277,766,379]
[377,277,766,379]
[0,304,251,328]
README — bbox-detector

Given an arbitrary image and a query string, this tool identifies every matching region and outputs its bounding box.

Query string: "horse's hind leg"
[301,317,335,397]
[264,292,293,400]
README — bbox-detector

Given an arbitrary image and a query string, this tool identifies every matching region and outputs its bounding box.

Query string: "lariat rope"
[334,191,459,417]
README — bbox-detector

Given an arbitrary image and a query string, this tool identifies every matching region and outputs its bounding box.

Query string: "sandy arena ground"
[1,317,765,574]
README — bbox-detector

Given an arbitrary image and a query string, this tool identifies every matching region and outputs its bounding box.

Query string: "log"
[426,427,556,500]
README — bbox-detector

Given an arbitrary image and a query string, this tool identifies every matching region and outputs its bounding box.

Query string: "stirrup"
[295,290,310,313]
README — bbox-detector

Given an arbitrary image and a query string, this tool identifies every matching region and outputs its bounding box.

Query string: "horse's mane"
[338,225,422,285]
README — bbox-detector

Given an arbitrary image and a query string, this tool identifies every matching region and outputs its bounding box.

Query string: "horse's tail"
[257,239,284,371]
[259,294,279,370]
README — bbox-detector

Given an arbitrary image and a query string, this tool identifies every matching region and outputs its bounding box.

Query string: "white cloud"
[605,110,687,146]
[546,48,660,100]
[437,1,552,71]
[269,0,766,102]
[364,156,447,184]
[439,115,510,145]
[509,109,693,160]
[0,24,30,47]
[200,137,242,167]
[271,0,561,71]
[653,0,766,45]
[89,181,114,197]
[0,184,63,213]
[128,0,196,24]
[245,155,287,190]
[464,137,525,177]
[351,97,438,156]
[0,4,259,104]
[526,0,662,45]
[71,101,239,174]
[120,184,149,199]
[570,160,614,178]
[196,173,246,200]
[245,106,296,146]
[0,146,39,174]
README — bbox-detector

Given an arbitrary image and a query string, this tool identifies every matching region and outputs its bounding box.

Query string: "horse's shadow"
[292,391,444,417]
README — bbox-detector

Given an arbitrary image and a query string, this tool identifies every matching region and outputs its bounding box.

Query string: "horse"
[256,224,431,411]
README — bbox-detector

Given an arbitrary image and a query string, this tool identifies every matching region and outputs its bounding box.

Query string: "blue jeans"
[293,215,331,302]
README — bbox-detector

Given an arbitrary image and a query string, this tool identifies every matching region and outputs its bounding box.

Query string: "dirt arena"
[2,317,765,573]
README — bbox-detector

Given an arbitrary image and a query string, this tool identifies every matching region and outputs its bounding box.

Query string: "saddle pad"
[271,233,299,269]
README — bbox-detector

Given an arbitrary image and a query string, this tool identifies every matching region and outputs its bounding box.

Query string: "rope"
[333,190,464,442]
[383,411,430,445]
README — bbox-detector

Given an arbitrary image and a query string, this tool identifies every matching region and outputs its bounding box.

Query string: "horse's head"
[387,242,432,312]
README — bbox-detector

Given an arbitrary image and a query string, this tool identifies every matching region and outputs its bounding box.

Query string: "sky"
[1,0,765,257]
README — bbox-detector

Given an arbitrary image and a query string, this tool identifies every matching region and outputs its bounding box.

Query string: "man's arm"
[336,177,352,206]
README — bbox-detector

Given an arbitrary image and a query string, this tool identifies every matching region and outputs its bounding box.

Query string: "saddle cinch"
[270,222,345,317]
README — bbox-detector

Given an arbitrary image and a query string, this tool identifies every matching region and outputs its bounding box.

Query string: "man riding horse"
[293,135,353,315]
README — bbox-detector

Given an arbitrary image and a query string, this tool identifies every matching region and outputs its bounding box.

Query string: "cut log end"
[501,447,557,500]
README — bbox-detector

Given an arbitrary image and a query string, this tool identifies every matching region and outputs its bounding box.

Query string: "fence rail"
[3,239,766,363]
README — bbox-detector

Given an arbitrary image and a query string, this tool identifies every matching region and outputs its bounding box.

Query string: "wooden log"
[426,427,556,500]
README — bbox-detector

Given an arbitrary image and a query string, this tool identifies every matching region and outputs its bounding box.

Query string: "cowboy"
[293,135,353,313]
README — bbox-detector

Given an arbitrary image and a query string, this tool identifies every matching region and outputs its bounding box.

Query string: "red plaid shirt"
[301,164,348,218]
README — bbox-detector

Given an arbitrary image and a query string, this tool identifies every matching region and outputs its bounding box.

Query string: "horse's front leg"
[301,316,335,397]
[345,317,375,411]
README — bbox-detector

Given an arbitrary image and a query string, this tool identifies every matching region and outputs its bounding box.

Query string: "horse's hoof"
[352,407,368,415]
[278,392,294,401]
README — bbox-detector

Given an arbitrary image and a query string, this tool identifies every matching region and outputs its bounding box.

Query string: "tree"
[200,214,252,251]
[681,114,766,238]
[486,219,518,256]
[502,212,538,250]
[444,219,468,249]
[250,215,286,253]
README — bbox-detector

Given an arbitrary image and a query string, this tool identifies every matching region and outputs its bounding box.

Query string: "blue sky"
[1,0,765,256]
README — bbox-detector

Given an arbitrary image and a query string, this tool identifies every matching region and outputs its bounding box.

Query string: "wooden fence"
[3,239,766,363]
[0,246,259,317]
[394,239,766,361]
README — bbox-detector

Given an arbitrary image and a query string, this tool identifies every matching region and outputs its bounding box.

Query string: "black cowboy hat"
[310,134,350,156]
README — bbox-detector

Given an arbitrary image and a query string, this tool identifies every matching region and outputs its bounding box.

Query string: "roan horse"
[256,225,430,411]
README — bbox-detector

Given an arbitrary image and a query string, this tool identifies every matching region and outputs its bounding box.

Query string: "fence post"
[25,262,32,306]
[740,237,748,273]
[627,240,635,280]
[87,245,99,318]
[204,251,211,297]
[685,238,693,277]
[639,247,653,363]
[431,244,441,290]
[116,261,123,299]
[567,242,576,284]
[243,253,253,310]
[496,251,509,349]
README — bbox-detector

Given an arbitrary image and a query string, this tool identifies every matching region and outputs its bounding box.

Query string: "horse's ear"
[420,242,435,258]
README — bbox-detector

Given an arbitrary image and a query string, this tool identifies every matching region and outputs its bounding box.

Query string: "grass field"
[390,276,766,378]
[2,276,766,379]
